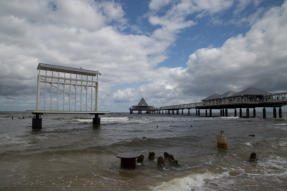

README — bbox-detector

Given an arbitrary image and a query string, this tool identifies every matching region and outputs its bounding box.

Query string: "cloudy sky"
[0,0,286,112]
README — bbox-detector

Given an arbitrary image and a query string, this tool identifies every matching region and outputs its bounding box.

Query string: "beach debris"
[148,152,155,161]
[170,159,178,166]
[137,155,144,164]
[116,152,141,169]
[164,152,174,161]
[163,152,178,166]
[157,156,165,169]
[248,134,255,137]
[217,130,227,149]
[249,152,257,162]
[164,152,169,160]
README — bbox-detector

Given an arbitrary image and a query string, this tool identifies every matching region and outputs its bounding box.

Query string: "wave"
[75,117,130,124]
[150,171,228,191]
[258,155,287,176]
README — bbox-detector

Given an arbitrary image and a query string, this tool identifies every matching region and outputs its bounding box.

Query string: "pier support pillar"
[239,108,242,118]
[263,107,266,119]
[246,108,249,118]
[93,114,101,128]
[205,109,208,117]
[234,109,237,117]
[209,109,212,117]
[273,107,277,118]
[182,109,184,115]
[225,109,228,117]
[177,110,179,115]
[172,110,174,115]
[253,108,256,118]
[32,113,42,130]
[188,109,190,115]
[221,109,224,116]
[130,109,133,114]
[168,110,170,115]
[198,109,201,117]
[279,107,282,118]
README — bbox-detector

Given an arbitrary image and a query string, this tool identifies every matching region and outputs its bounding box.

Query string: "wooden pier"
[150,88,287,119]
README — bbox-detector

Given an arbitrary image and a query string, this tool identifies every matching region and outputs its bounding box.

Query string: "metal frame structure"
[35,63,101,113]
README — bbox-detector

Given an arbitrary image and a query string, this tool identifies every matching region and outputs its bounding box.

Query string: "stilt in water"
[93,114,101,128]
[263,107,266,119]
[273,107,277,118]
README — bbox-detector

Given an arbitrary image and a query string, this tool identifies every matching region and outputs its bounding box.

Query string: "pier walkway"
[151,88,287,119]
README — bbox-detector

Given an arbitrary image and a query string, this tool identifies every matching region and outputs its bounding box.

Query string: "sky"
[0,0,287,112]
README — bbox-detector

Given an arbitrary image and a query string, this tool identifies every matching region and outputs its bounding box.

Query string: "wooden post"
[240,108,242,118]
[234,108,237,117]
[273,107,277,118]
[209,109,212,117]
[253,108,256,118]
[279,107,282,118]
[205,109,208,117]
[93,114,100,128]
[263,107,266,119]
[246,108,249,118]
[225,109,228,117]
[32,113,42,130]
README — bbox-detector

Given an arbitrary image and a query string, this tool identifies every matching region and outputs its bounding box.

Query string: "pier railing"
[157,92,287,110]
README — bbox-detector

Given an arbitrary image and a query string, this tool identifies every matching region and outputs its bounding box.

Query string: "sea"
[0,111,287,190]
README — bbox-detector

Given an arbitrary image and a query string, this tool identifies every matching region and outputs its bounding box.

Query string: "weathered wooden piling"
[279,107,282,118]
[273,107,277,118]
[32,113,42,129]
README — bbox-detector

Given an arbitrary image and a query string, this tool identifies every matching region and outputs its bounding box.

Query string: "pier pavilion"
[155,87,287,119]
[129,98,155,114]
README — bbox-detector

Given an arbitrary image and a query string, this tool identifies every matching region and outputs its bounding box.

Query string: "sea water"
[0,112,287,190]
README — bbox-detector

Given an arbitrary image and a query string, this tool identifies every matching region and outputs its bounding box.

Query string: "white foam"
[0,133,27,145]
[274,123,287,126]
[101,117,129,123]
[151,171,228,191]
[258,155,287,176]
[75,119,92,123]
[75,117,129,124]
[244,142,253,146]
[220,116,239,119]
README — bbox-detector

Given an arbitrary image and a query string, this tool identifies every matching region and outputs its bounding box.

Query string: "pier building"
[153,87,287,119]
[129,98,155,114]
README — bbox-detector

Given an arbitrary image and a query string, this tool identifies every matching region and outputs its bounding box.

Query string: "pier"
[32,63,108,129]
[151,88,287,119]
[130,98,155,114]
